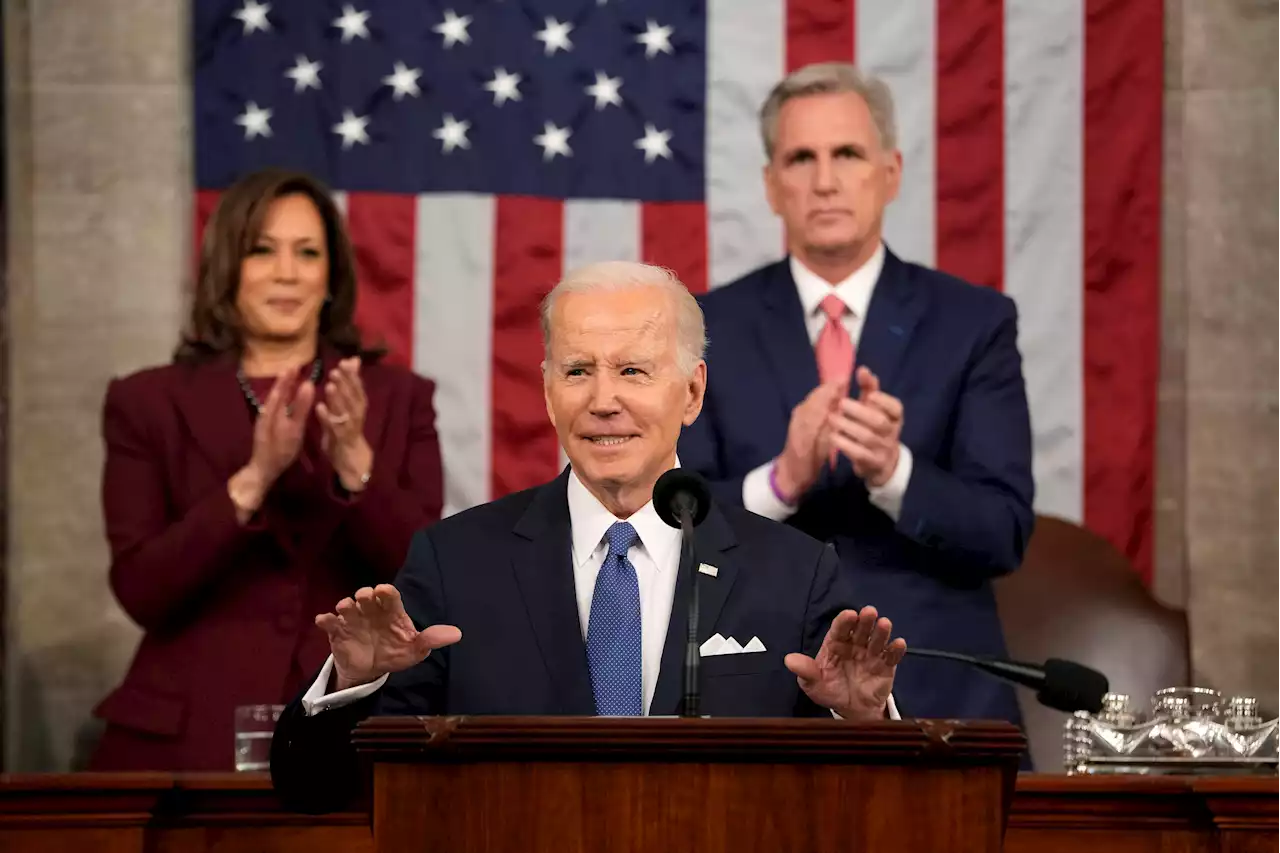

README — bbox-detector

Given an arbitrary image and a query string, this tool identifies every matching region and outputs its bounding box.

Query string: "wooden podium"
[353,716,1025,853]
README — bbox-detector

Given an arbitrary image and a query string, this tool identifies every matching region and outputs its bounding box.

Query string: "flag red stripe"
[935,0,1004,291]
[345,193,416,368]
[491,195,564,498]
[1083,0,1163,582]
[193,190,222,280]
[641,202,709,294]
[785,0,856,71]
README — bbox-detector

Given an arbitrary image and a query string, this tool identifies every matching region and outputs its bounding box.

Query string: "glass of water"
[234,704,283,772]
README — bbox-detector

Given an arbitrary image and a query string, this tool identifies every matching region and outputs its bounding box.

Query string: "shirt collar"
[789,241,885,321]
[566,462,684,574]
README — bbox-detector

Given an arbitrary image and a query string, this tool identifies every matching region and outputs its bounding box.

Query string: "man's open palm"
[315,584,461,690]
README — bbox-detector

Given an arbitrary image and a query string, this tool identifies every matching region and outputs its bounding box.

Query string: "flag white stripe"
[413,194,495,516]
[331,191,348,218]
[857,0,936,267]
[706,0,785,290]
[563,200,641,270]
[1003,0,1085,521]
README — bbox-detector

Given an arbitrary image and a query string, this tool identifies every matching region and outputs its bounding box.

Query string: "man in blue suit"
[678,63,1034,729]
[270,261,907,813]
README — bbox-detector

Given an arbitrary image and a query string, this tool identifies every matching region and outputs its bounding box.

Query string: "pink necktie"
[815,294,853,385]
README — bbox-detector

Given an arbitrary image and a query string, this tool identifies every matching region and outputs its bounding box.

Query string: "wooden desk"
[0,772,1273,852]
[0,773,372,853]
[1008,775,1278,853]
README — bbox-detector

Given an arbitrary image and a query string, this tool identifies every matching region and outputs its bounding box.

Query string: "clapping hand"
[228,364,316,523]
[829,367,904,487]
[773,381,848,501]
[316,357,374,492]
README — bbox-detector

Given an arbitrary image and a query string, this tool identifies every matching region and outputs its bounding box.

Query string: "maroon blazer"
[88,350,443,771]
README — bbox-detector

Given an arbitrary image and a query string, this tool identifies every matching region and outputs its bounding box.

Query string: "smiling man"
[269,261,906,814]
[677,63,1035,735]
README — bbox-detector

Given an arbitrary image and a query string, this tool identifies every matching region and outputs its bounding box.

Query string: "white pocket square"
[699,634,767,657]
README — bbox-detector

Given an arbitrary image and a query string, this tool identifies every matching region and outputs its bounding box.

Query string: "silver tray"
[1064,688,1278,775]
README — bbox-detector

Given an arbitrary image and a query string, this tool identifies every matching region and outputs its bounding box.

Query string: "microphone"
[653,469,712,718]
[905,647,1109,714]
[653,468,711,529]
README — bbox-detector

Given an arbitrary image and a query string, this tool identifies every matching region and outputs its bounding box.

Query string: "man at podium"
[271,261,904,812]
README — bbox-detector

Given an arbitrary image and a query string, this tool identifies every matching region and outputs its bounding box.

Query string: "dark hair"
[174,168,383,364]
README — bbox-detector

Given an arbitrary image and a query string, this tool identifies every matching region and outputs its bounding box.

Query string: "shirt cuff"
[830,694,901,721]
[866,444,913,522]
[301,655,390,716]
[742,460,797,522]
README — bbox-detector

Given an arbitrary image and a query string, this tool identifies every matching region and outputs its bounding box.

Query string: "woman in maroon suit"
[89,169,443,770]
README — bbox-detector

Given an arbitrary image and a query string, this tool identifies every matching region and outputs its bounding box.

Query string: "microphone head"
[653,469,712,529]
[1038,659,1110,713]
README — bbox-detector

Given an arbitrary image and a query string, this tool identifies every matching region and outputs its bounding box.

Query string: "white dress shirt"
[302,464,899,720]
[742,243,915,523]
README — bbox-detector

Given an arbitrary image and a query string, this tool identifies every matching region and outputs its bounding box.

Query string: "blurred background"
[1,0,1276,771]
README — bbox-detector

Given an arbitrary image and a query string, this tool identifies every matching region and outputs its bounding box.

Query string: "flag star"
[636,20,674,59]
[332,4,371,43]
[284,55,322,93]
[232,0,271,35]
[533,121,572,161]
[534,17,574,56]
[635,123,673,163]
[382,61,422,100]
[332,109,371,149]
[433,10,472,48]
[432,114,471,154]
[235,101,273,140]
[585,71,622,110]
[484,67,523,106]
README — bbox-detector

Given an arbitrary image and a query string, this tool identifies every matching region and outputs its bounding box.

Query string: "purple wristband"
[768,463,797,507]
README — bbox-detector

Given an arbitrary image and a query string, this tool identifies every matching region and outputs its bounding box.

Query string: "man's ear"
[542,361,556,427]
[683,360,707,426]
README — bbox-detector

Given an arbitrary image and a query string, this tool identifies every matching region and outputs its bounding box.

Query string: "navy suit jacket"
[271,470,858,813]
[678,251,1035,727]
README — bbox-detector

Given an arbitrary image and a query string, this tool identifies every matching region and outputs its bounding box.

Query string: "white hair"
[759,62,898,158]
[539,261,707,375]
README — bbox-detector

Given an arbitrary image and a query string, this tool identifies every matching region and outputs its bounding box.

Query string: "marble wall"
[1162,0,1278,711]
[3,0,188,769]
[2,0,1276,768]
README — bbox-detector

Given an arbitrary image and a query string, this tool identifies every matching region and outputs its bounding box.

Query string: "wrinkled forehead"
[775,91,881,153]
[548,288,679,362]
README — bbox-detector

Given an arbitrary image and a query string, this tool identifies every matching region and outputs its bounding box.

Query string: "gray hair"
[539,261,707,375]
[759,62,898,159]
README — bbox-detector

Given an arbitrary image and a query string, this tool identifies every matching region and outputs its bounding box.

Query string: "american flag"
[194,0,1163,580]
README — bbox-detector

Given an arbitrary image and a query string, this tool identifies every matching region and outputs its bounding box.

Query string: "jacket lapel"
[510,471,596,715]
[751,261,820,416]
[172,354,256,479]
[855,249,928,394]
[649,505,739,716]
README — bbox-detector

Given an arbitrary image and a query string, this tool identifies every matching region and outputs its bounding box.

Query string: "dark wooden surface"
[0,770,1274,852]
[352,714,1029,761]
[0,772,372,853]
[1006,774,1279,853]
[355,716,1023,853]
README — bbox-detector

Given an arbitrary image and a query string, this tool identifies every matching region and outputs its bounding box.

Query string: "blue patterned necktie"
[586,521,643,716]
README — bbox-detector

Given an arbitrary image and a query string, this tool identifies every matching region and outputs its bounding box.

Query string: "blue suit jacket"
[271,470,860,812]
[678,251,1035,727]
